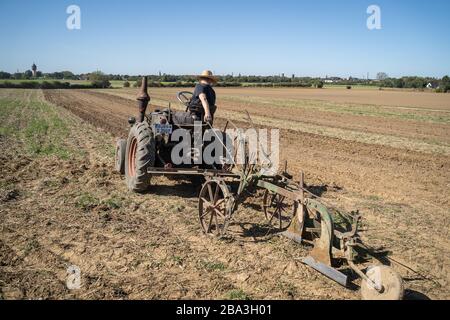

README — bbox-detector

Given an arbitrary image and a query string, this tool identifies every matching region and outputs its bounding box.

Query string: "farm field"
[1,87,449,300]
[0,79,130,88]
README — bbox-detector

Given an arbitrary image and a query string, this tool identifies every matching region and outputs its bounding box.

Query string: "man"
[189,70,217,124]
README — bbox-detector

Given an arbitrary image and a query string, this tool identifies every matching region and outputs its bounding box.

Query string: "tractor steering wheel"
[177,91,193,110]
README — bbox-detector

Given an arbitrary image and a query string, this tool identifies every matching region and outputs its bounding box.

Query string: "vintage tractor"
[115,77,222,192]
[115,77,405,300]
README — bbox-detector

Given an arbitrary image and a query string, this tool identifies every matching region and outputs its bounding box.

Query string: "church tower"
[32,63,37,77]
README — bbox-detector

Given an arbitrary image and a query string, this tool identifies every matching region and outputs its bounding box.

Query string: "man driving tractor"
[189,70,218,124]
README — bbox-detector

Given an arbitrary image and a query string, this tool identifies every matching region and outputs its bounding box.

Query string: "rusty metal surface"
[282,212,303,243]
[137,76,150,122]
[147,167,240,178]
[305,198,334,266]
[303,256,348,287]
[257,180,302,201]
[198,179,235,238]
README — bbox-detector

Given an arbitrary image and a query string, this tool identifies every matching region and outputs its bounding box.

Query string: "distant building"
[323,76,343,84]
[32,63,37,77]
[426,82,438,89]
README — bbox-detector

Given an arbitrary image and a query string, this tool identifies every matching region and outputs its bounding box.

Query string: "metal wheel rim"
[263,190,295,231]
[199,181,230,237]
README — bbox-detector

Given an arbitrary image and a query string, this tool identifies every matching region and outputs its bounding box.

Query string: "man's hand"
[204,113,213,124]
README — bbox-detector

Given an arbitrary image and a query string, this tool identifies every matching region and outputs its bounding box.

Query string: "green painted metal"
[305,198,335,266]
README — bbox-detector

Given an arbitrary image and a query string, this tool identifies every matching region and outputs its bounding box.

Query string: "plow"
[115,77,404,300]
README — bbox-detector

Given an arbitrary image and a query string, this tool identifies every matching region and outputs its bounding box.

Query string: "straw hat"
[197,70,218,83]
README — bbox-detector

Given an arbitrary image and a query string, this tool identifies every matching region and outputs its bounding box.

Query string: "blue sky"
[0,0,449,77]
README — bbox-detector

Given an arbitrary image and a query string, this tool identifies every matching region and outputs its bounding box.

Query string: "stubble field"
[1,87,449,300]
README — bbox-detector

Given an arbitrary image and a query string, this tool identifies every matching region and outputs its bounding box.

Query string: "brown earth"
[100,88,450,154]
[217,87,450,110]
[1,88,449,300]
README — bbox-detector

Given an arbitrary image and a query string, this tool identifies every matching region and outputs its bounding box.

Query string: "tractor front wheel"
[125,122,155,193]
[115,138,127,174]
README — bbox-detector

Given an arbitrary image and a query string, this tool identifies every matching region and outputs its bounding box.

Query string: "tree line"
[0,70,449,92]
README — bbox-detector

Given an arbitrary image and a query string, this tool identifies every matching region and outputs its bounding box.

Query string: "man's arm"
[199,93,212,123]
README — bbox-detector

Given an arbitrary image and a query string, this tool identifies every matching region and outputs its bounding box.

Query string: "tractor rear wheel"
[125,122,155,193]
[115,139,127,174]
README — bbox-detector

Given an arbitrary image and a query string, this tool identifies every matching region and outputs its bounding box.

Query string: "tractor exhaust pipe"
[137,76,150,122]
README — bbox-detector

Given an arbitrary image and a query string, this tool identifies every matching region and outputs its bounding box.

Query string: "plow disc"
[360,265,404,300]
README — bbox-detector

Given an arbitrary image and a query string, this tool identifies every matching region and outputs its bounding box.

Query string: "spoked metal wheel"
[263,190,297,231]
[198,180,233,238]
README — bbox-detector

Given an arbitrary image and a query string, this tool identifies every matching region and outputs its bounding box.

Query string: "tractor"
[115,77,224,192]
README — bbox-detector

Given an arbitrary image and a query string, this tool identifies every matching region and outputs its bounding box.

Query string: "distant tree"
[36,71,43,78]
[441,75,450,92]
[88,71,111,88]
[0,71,11,79]
[376,72,388,81]
[315,80,324,88]
[24,70,33,79]
[123,81,130,88]
[61,71,75,79]
[134,78,142,88]
[394,78,405,88]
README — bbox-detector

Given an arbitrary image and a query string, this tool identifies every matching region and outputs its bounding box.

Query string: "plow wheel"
[199,180,233,238]
[263,190,297,231]
[360,265,404,300]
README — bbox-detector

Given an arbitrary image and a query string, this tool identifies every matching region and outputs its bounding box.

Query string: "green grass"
[0,91,72,159]
[110,80,136,88]
[200,260,226,272]
[76,193,100,211]
[102,196,123,209]
[226,289,251,300]
[24,116,70,158]
[23,238,41,255]
[172,255,184,266]
[0,79,132,89]
[75,193,126,212]
[0,79,89,85]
